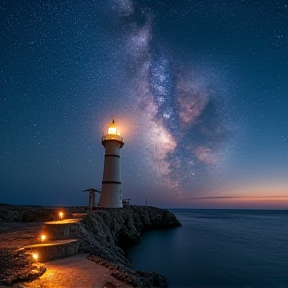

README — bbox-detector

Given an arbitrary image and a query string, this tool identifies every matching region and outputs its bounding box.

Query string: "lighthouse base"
[98,184,122,208]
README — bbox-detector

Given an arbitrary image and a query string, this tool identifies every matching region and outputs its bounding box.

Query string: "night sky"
[1,0,288,209]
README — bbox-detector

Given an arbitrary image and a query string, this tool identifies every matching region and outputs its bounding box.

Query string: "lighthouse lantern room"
[98,119,124,208]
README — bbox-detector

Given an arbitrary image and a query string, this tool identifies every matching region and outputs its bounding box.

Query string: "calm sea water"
[126,209,288,288]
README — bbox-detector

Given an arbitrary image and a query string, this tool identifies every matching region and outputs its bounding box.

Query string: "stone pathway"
[20,254,133,288]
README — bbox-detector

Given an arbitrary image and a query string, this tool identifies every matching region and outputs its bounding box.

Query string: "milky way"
[109,2,234,197]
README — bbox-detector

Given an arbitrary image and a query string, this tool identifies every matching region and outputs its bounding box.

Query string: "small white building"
[98,119,124,208]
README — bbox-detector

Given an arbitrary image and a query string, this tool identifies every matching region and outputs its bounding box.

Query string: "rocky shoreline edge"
[0,204,181,287]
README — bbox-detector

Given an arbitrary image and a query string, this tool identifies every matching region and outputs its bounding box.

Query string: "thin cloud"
[185,196,288,200]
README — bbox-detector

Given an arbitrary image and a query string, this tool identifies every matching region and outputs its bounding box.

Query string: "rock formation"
[77,205,181,287]
[0,204,56,222]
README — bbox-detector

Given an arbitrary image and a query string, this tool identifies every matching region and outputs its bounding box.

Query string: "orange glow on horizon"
[183,196,288,209]
[176,182,288,209]
[190,182,288,208]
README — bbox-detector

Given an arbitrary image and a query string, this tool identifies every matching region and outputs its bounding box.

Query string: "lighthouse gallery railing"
[102,134,124,143]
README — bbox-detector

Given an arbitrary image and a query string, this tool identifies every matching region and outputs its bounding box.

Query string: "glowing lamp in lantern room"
[41,234,46,242]
[107,120,120,135]
[59,212,64,220]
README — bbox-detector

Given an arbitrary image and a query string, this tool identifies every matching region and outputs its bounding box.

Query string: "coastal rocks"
[0,248,46,286]
[0,204,58,223]
[78,206,181,266]
[77,205,181,287]
[86,252,167,287]
[0,222,44,286]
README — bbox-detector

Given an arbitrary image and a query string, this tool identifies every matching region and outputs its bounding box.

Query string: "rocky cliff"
[77,205,181,287]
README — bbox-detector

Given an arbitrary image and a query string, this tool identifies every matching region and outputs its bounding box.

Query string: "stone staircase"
[20,217,83,263]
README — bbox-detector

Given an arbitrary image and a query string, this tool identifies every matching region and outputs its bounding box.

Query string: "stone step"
[41,218,81,241]
[23,239,80,262]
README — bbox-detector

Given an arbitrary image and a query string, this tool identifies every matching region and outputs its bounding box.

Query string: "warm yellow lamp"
[107,119,120,135]
[32,252,38,261]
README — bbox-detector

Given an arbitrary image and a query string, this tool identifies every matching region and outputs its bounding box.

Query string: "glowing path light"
[32,252,38,261]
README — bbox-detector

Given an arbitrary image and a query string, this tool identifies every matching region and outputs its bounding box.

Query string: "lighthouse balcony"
[102,134,124,143]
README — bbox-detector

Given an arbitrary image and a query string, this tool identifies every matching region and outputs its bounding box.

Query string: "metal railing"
[102,134,124,143]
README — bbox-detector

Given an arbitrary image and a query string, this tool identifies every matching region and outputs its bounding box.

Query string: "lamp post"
[83,188,101,210]
[32,252,38,261]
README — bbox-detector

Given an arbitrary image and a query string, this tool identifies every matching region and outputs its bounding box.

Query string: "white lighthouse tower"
[98,119,124,208]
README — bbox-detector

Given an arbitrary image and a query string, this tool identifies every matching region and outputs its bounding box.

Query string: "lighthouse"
[98,119,124,208]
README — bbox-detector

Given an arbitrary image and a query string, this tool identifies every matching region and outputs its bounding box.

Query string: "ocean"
[126,209,288,288]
